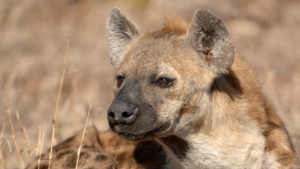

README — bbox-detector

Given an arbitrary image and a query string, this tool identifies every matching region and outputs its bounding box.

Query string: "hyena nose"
[107,101,139,125]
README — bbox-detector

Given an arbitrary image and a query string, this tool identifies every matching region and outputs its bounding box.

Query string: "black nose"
[107,100,139,125]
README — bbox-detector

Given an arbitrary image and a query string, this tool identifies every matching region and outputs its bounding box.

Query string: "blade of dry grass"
[5,139,12,153]
[15,110,30,149]
[36,126,42,157]
[112,153,119,169]
[75,101,93,169]
[0,154,3,169]
[7,109,25,168]
[0,151,5,169]
[37,127,45,169]
[0,124,6,167]
[0,125,6,146]
[31,126,43,157]
[48,38,70,169]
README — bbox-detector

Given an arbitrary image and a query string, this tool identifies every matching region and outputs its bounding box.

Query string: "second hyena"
[106,8,295,169]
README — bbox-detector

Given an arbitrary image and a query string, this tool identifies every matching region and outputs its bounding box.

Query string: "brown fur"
[151,17,187,39]
[225,56,295,167]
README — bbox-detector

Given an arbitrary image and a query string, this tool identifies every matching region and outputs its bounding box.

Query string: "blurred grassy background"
[0,0,299,168]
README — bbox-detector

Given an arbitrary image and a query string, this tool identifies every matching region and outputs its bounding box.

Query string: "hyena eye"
[116,75,124,88]
[155,77,174,88]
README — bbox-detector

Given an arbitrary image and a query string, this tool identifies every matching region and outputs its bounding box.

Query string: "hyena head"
[106,8,234,140]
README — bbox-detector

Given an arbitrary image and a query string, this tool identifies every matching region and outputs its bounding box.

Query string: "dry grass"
[37,126,45,169]
[48,38,70,169]
[0,0,299,168]
[75,101,93,169]
[7,108,25,168]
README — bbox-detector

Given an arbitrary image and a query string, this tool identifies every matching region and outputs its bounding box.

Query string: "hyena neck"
[158,134,226,169]
[158,71,266,169]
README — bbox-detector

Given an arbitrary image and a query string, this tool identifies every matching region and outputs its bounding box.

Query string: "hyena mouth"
[112,123,171,140]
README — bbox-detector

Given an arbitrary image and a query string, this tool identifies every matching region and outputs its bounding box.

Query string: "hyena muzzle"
[106,8,296,169]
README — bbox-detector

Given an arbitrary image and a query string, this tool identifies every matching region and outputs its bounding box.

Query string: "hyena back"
[106,8,295,169]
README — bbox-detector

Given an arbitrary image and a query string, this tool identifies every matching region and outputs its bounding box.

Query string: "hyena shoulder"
[220,56,296,168]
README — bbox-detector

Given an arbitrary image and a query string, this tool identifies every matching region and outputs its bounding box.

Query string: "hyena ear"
[106,8,139,68]
[187,10,234,74]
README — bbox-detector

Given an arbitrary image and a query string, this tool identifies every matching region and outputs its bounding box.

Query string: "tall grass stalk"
[75,101,93,169]
[48,39,70,169]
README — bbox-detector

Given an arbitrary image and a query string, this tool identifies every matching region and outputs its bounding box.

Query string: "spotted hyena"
[26,8,295,169]
[106,8,295,169]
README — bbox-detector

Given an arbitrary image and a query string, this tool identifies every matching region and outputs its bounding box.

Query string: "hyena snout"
[108,99,139,125]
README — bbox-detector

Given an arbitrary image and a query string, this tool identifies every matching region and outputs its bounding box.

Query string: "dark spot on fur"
[225,69,243,93]
[56,150,74,159]
[65,153,77,168]
[134,141,167,169]
[83,145,91,149]
[53,136,75,150]
[107,164,114,169]
[210,69,242,100]
[35,164,48,169]
[117,152,126,161]
[80,151,90,160]
[95,154,108,161]
[160,135,189,160]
